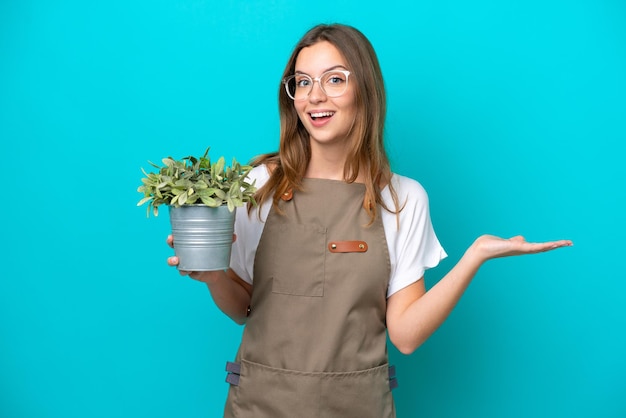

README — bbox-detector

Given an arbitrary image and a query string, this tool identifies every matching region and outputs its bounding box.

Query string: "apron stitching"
[241,358,390,378]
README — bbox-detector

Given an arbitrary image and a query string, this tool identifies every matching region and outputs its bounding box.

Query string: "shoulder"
[383,173,430,209]
[248,164,271,187]
[390,173,427,194]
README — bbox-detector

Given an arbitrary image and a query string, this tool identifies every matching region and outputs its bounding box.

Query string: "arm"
[386,235,573,355]
[167,235,252,325]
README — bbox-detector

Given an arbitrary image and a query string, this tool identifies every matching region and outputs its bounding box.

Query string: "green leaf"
[194,180,208,190]
[200,196,217,206]
[213,188,226,199]
[137,196,152,206]
[138,148,257,216]
[214,157,225,177]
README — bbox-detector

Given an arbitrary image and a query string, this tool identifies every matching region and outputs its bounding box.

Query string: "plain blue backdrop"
[1,1,625,417]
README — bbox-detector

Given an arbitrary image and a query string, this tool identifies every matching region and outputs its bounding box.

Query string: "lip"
[307,109,335,128]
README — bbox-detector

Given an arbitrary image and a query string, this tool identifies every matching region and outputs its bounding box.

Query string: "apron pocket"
[270,223,326,297]
[229,360,394,418]
[231,360,322,417]
[319,364,394,418]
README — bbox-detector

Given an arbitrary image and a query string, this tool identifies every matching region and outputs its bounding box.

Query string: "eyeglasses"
[283,70,351,100]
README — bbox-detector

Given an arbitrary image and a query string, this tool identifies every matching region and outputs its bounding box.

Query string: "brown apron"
[224,179,396,418]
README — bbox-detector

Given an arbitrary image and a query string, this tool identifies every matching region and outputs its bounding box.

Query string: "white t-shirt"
[230,165,447,297]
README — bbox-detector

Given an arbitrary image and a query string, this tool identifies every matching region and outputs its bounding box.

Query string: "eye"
[324,72,346,85]
[295,76,311,88]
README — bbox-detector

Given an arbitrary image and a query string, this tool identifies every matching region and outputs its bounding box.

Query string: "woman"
[167,24,572,417]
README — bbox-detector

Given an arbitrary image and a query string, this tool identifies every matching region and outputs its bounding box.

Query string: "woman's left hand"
[471,235,573,262]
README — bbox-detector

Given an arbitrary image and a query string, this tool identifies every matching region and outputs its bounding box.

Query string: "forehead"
[294,41,348,74]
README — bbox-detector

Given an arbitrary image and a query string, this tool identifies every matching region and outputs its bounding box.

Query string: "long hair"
[252,23,401,223]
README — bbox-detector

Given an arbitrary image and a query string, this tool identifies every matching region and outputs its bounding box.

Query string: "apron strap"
[226,361,241,386]
[389,365,398,390]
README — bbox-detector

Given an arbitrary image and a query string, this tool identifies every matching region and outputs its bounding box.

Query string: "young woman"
[167,24,572,417]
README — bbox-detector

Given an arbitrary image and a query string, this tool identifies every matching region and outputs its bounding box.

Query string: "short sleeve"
[382,174,447,297]
[229,165,271,284]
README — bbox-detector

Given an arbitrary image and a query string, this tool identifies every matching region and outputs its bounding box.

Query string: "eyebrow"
[294,65,348,76]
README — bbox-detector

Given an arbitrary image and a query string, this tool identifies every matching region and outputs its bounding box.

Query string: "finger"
[547,240,573,249]
[167,256,179,266]
[233,233,237,243]
[532,243,561,253]
[166,234,174,248]
[528,240,571,253]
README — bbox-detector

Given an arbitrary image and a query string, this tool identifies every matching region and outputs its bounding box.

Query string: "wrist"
[464,239,490,267]
[196,270,225,285]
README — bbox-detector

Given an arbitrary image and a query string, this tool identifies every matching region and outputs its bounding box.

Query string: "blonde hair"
[252,23,401,223]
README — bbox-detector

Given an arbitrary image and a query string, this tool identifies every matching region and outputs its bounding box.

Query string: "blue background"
[1,1,625,417]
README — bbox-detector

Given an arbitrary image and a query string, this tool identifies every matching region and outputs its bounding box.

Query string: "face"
[293,41,357,147]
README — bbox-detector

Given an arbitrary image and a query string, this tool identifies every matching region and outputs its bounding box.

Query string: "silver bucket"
[169,205,236,271]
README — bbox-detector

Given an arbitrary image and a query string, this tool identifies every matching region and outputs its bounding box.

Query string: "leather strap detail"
[281,189,293,201]
[328,241,368,253]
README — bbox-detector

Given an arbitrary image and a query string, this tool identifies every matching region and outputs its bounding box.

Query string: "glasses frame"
[283,70,351,101]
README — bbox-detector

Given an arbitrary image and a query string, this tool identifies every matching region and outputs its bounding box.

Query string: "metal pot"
[169,204,235,271]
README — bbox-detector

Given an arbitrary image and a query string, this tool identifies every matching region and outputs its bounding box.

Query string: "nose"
[308,79,327,102]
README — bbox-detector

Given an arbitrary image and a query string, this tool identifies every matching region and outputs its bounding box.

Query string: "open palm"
[474,235,573,261]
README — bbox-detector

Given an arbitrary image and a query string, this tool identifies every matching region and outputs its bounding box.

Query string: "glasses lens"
[285,75,311,100]
[321,71,349,97]
[284,71,349,100]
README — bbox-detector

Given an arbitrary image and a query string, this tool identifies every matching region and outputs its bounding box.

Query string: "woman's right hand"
[166,234,223,284]
[166,233,252,324]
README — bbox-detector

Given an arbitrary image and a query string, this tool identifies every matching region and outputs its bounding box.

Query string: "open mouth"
[310,111,335,121]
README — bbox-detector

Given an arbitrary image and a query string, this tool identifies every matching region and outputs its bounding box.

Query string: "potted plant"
[137,147,257,271]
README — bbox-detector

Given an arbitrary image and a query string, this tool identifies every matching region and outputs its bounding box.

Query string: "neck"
[305,142,367,183]
[305,141,347,180]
